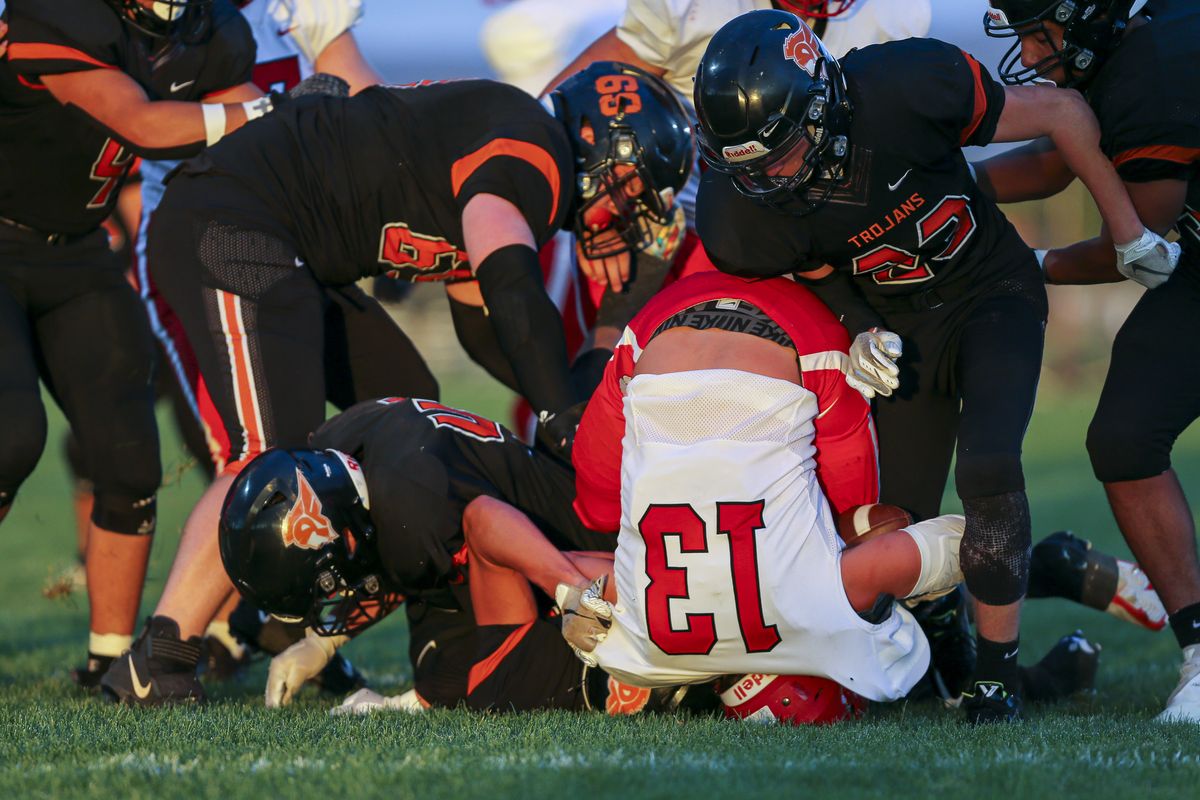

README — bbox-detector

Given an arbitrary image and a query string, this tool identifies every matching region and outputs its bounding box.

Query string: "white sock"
[89,631,133,658]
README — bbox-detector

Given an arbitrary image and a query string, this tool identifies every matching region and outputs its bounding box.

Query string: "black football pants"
[872,270,1048,519]
[0,230,160,534]
[1087,261,1200,482]
[148,173,439,473]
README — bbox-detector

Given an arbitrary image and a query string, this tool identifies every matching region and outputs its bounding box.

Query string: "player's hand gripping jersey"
[697,39,1031,301]
[0,0,254,235]
[572,272,929,700]
[177,80,574,285]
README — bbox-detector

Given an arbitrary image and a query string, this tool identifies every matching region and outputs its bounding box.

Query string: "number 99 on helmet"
[551,62,695,260]
[218,448,402,637]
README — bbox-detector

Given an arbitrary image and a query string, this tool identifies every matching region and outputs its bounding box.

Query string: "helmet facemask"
[574,124,676,259]
[108,0,213,40]
[984,1,1135,89]
[776,0,858,19]
[699,57,850,214]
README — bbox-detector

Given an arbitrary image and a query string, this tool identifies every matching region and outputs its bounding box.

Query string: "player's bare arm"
[312,29,382,94]
[1044,178,1187,284]
[541,27,664,96]
[971,137,1074,203]
[992,85,1144,247]
[40,69,266,157]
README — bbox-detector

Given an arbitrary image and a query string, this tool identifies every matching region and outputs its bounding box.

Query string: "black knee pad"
[1086,413,1170,484]
[955,451,1024,501]
[960,491,1032,606]
[92,491,157,536]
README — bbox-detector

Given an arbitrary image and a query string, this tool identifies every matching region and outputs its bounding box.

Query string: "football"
[836,503,914,548]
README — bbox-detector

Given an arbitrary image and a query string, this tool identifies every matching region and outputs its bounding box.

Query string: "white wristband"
[242,96,275,122]
[201,103,226,147]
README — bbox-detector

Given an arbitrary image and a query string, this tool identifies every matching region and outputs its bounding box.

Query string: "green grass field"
[3,370,1200,799]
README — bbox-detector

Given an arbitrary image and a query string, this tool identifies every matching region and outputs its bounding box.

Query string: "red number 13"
[639,500,781,657]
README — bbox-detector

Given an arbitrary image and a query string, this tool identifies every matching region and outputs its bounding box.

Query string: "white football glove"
[846,328,903,400]
[269,0,364,63]
[555,575,612,668]
[1115,227,1181,289]
[264,628,349,708]
[329,687,426,716]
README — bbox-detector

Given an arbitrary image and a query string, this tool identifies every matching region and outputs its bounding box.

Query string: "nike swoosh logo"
[294,256,305,268]
[416,639,437,668]
[887,169,913,192]
[1191,619,1200,628]
[170,80,195,93]
[277,26,295,37]
[129,659,152,699]
[1003,648,1019,660]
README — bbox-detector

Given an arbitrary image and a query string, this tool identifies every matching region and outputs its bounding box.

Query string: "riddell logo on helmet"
[721,673,775,705]
[722,140,768,163]
[783,25,825,76]
[985,8,1009,25]
[282,470,340,550]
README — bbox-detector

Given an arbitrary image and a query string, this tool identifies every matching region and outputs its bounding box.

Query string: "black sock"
[974,636,1020,689]
[1169,602,1200,649]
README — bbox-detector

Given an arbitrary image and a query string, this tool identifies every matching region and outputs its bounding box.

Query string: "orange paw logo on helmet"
[605,677,652,715]
[282,469,340,550]
[783,25,824,76]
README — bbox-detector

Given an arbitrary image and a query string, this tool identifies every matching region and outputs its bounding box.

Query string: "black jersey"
[309,398,608,595]
[182,80,576,286]
[696,39,1030,296]
[1088,0,1200,267]
[0,0,254,235]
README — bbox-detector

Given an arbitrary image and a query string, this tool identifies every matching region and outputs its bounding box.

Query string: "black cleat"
[1019,630,1100,704]
[99,616,206,706]
[71,653,115,691]
[909,586,976,702]
[962,680,1021,724]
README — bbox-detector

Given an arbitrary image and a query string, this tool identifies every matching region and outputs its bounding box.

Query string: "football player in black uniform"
[692,10,1178,722]
[0,0,273,684]
[978,0,1200,722]
[99,64,692,703]
[101,397,614,705]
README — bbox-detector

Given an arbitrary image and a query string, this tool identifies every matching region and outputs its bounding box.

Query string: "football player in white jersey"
[127,0,380,680]
[480,0,626,96]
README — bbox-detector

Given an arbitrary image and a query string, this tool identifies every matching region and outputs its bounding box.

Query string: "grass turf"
[3,377,1200,798]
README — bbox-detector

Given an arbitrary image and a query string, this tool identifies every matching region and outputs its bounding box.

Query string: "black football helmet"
[218,448,402,637]
[551,61,694,259]
[105,0,213,39]
[694,10,852,214]
[984,1,1143,88]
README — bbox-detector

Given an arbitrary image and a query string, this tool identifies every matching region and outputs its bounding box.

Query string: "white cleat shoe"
[1156,644,1200,723]
[902,514,965,602]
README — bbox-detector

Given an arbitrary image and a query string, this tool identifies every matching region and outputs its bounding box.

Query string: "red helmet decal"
[783,24,825,76]
[282,469,340,550]
[605,677,653,715]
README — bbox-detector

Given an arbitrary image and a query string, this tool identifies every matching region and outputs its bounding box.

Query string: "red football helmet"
[721,674,866,725]
[776,1,858,19]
